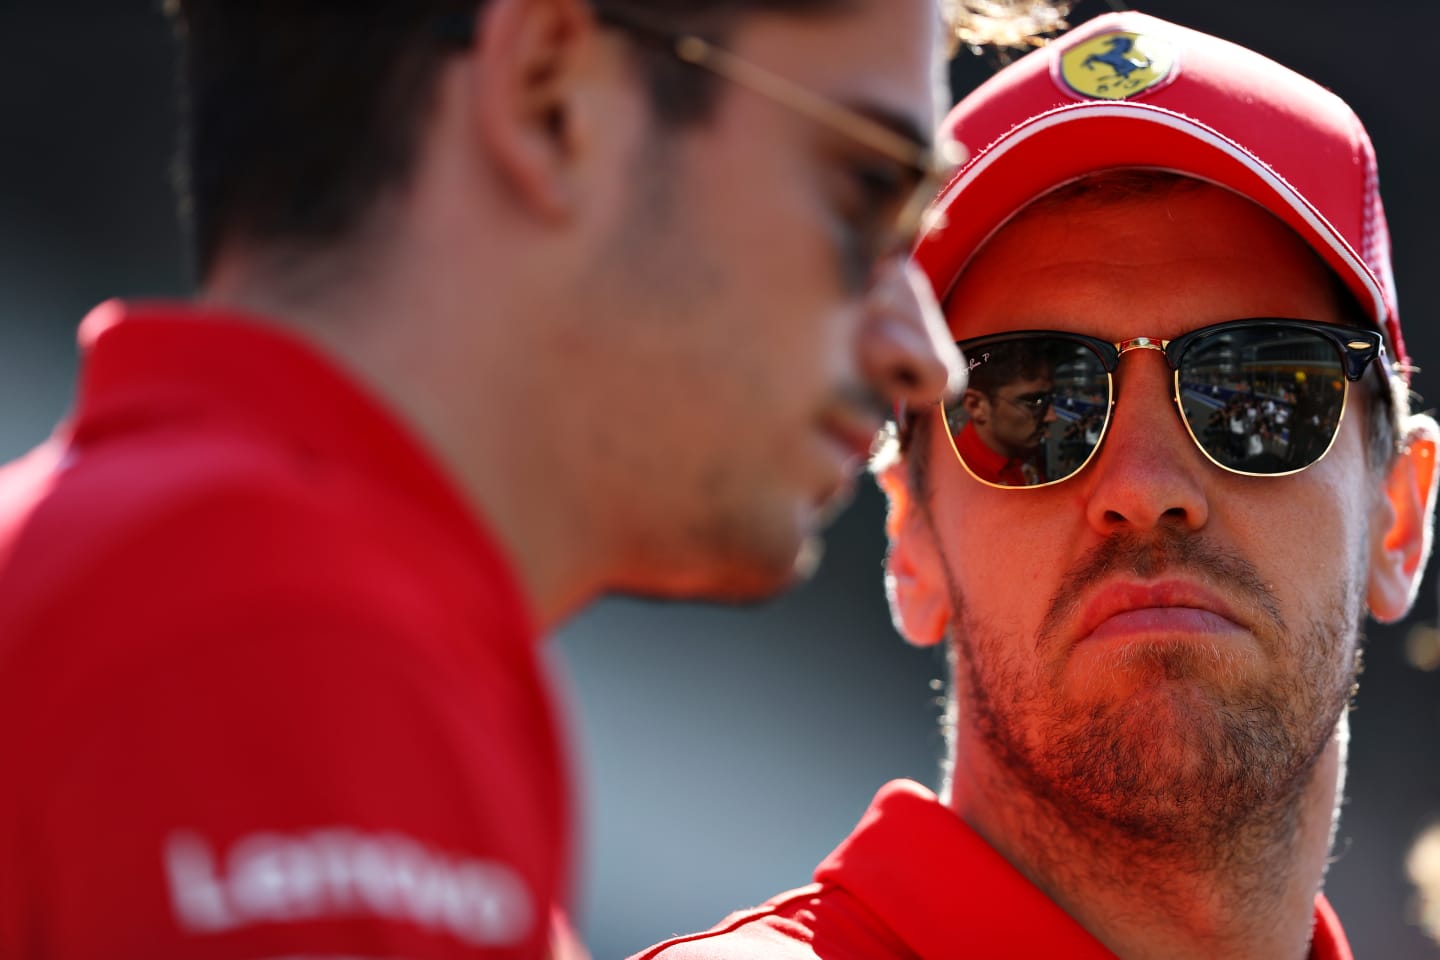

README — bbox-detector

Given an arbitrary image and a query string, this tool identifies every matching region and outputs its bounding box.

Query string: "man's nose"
[1083,355,1210,535]
[857,259,964,412]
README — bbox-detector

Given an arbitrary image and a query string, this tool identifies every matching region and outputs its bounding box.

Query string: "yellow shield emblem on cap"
[1059,31,1176,100]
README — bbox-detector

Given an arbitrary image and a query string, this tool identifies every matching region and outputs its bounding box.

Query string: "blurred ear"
[468,0,597,219]
[877,461,951,648]
[1368,414,1439,623]
[961,388,989,425]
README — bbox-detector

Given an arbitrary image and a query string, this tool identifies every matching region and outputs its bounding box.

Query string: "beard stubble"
[946,527,1362,860]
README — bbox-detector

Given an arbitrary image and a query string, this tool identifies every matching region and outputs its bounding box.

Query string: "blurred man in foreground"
[636,11,1438,959]
[0,1,973,955]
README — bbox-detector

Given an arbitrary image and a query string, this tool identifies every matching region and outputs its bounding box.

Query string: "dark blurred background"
[2,1,1437,956]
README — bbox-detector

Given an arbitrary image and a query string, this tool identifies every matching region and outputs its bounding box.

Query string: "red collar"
[1311,894,1354,960]
[953,419,1039,486]
[814,780,1353,959]
[74,300,449,509]
[69,299,535,635]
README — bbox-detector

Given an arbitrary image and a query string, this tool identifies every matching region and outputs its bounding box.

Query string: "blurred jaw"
[576,0,951,600]
[921,186,1376,838]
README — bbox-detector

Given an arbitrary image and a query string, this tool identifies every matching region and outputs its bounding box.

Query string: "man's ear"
[1368,414,1440,623]
[877,461,952,648]
[468,0,598,219]
[961,388,989,425]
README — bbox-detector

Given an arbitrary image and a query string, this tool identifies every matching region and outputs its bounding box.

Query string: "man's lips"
[819,406,885,466]
[1074,580,1248,645]
[804,406,883,521]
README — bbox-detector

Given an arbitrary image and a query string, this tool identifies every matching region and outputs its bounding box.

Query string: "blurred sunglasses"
[594,6,961,259]
[601,6,961,263]
[437,6,961,261]
[944,318,1386,489]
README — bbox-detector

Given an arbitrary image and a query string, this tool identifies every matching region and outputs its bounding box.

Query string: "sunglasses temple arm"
[673,37,934,172]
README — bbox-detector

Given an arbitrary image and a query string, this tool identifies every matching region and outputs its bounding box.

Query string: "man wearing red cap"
[635,11,1439,959]
[0,1,973,957]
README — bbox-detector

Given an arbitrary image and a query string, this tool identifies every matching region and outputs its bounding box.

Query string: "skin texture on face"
[883,183,1429,954]
[877,171,1440,956]
[565,0,954,601]
[932,185,1372,832]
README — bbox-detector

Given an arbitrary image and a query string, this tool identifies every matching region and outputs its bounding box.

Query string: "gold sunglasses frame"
[942,319,1385,491]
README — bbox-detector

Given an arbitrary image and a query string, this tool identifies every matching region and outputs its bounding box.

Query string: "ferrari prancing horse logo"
[1059,31,1177,100]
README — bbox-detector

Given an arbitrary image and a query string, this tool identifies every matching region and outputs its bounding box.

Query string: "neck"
[946,715,1347,960]
[201,236,612,633]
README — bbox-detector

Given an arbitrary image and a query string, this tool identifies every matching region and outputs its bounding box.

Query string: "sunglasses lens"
[945,337,1110,487]
[1178,325,1349,474]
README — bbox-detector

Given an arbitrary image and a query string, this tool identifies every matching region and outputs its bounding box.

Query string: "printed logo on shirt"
[165,828,535,947]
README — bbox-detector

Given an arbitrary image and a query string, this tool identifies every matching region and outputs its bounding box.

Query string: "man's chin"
[1030,685,1304,836]
[1062,636,1263,701]
[616,535,818,606]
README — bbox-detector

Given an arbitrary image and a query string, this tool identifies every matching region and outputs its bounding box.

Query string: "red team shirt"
[0,302,573,958]
[951,421,1045,488]
[634,780,1354,960]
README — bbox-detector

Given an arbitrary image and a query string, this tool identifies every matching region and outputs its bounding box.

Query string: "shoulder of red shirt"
[0,300,575,958]
[632,779,1353,960]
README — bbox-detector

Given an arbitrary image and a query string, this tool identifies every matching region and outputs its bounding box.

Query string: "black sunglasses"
[944,318,1386,489]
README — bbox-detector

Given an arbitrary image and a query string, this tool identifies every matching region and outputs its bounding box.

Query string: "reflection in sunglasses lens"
[946,338,1108,487]
[945,327,1351,488]
[1179,327,1345,475]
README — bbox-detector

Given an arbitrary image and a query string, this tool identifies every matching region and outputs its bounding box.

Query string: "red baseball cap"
[916,11,1407,375]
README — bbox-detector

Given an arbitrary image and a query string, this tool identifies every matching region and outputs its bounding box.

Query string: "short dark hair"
[966,339,1058,397]
[166,0,849,280]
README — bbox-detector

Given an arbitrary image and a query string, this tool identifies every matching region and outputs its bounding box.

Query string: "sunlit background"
[2,1,1437,956]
